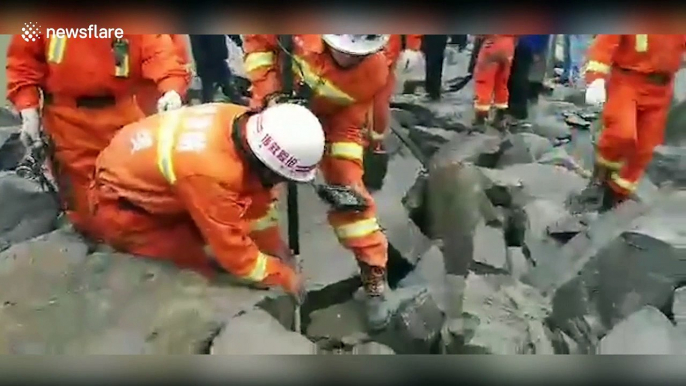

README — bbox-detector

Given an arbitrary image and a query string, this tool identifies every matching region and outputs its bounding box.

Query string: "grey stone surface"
[645,145,686,188]
[596,306,686,355]
[673,287,686,336]
[473,220,508,272]
[211,308,317,355]
[0,172,59,252]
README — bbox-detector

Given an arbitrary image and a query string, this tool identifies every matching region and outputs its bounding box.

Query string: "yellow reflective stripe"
[47,36,67,63]
[610,173,637,192]
[586,60,610,74]
[114,52,130,77]
[635,35,648,52]
[292,56,355,104]
[474,104,491,111]
[156,109,185,184]
[250,203,279,232]
[493,103,508,109]
[334,218,381,240]
[596,155,623,170]
[329,142,364,161]
[243,252,269,281]
[244,52,275,72]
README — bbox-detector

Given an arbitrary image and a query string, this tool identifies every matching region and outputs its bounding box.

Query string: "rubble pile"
[1,66,685,355]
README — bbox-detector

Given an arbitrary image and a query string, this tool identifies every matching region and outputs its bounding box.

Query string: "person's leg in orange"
[608,84,671,201]
[42,99,144,235]
[89,187,215,277]
[473,47,497,126]
[491,55,513,129]
[319,146,392,330]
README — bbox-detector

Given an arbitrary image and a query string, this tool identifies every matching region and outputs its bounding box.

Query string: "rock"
[543,195,686,351]
[596,306,686,354]
[537,147,592,179]
[665,98,686,146]
[507,247,532,281]
[443,274,553,354]
[408,125,455,159]
[518,199,571,265]
[496,133,554,167]
[500,163,587,203]
[645,145,686,188]
[430,131,504,169]
[211,308,317,355]
[472,220,508,273]
[306,299,366,341]
[0,132,25,171]
[0,172,60,252]
[673,287,686,336]
[529,115,572,142]
[0,229,271,353]
[351,341,395,355]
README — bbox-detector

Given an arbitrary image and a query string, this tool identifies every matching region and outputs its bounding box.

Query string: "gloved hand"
[19,108,42,148]
[282,269,307,305]
[397,49,424,72]
[157,90,183,113]
[585,79,606,106]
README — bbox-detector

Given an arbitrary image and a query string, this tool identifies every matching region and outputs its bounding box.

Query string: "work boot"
[599,183,629,213]
[491,108,508,131]
[567,163,611,214]
[471,111,488,132]
[358,261,394,331]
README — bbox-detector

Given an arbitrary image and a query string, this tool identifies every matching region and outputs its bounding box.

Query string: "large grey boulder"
[645,145,686,188]
[596,306,686,354]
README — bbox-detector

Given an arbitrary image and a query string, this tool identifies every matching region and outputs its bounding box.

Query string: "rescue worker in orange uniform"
[472,35,517,130]
[583,34,686,209]
[88,102,325,302]
[136,34,192,116]
[6,34,190,235]
[243,34,395,330]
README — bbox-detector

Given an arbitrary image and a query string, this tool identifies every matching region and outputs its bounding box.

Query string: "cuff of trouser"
[608,173,637,197]
[596,155,623,171]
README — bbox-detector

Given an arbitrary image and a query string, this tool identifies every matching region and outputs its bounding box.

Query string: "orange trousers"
[320,123,388,268]
[371,68,396,142]
[42,96,144,234]
[135,81,160,117]
[473,38,515,113]
[88,179,285,278]
[596,69,673,196]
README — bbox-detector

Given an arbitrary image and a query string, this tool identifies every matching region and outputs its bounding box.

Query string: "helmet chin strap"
[232,112,286,188]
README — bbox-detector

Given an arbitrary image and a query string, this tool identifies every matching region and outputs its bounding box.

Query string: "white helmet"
[246,103,325,182]
[322,34,390,56]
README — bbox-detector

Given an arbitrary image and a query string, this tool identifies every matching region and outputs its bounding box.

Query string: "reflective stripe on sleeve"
[329,142,364,161]
[156,109,185,184]
[334,218,381,241]
[47,36,67,63]
[244,52,275,72]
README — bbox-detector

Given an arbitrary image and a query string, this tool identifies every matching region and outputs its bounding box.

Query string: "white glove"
[19,108,41,148]
[157,90,183,113]
[585,79,606,106]
[397,49,424,72]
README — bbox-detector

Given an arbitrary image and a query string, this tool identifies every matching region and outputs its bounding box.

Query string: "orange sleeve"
[175,175,293,287]
[405,35,422,51]
[242,34,282,109]
[585,34,621,84]
[6,34,46,110]
[140,34,191,97]
[169,34,191,64]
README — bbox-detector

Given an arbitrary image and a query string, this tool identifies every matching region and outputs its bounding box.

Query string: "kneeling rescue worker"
[243,34,395,330]
[87,103,326,302]
[6,34,190,235]
[584,34,686,209]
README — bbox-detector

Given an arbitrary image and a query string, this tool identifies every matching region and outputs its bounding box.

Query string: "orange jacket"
[384,34,422,65]
[136,34,192,116]
[7,34,190,110]
[243,34,389,140]
[586,34,686,84]
[95,103,289,284]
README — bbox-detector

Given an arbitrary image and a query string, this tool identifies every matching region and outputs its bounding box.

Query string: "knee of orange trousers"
[596,122,637,164]
[320,155,388,267]
[474,66,497,107]
[493,63,512,105]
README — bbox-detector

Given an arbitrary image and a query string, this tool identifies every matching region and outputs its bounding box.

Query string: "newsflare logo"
[21,22,41,42]
[20,22,124,41]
